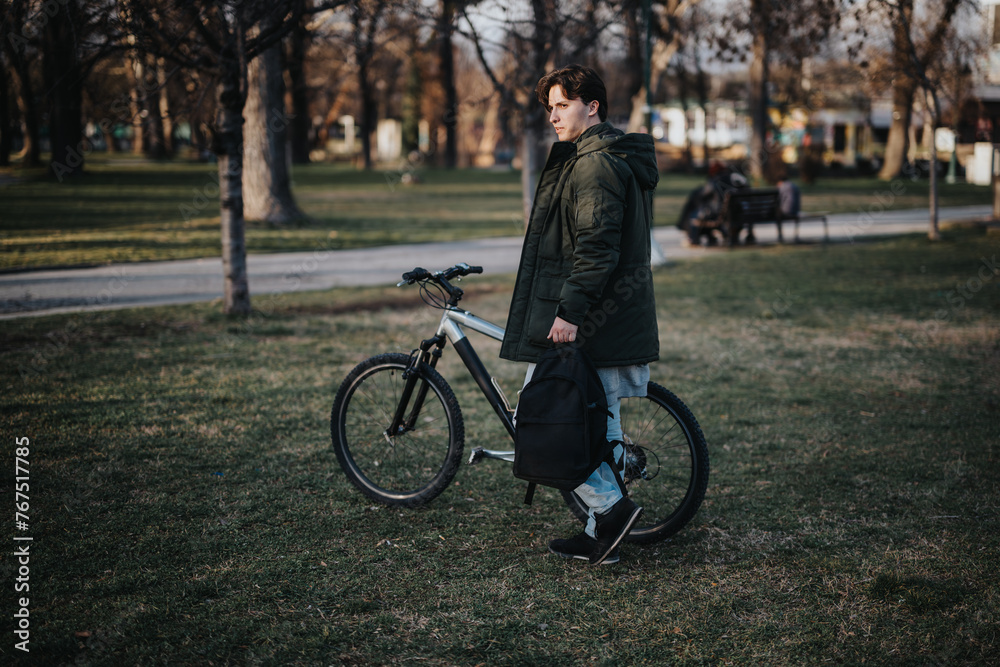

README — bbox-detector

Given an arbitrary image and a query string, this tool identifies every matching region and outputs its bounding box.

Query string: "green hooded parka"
[500,122,660,366]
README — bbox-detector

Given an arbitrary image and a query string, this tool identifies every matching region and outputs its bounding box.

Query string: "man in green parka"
[500,64,660,565]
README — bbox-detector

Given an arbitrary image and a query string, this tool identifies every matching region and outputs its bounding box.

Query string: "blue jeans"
[574,398,624,538]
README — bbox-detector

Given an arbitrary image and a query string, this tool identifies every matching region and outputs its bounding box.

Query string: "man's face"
[547,85,599,142]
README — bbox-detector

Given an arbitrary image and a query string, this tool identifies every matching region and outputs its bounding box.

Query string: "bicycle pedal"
[468,448,485,465]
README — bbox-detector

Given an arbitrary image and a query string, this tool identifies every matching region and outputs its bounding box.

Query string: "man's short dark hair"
[536,64,609,122]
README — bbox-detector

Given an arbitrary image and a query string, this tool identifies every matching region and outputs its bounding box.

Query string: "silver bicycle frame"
[436,307,505,344]
[433,307,516,464]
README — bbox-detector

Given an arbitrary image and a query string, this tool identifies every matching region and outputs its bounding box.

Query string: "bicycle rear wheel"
[561,382,709,544]
[331,353,464,507]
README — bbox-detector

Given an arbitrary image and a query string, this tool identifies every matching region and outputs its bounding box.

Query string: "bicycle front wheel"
[562,382,709,544]
[331,353,464,507]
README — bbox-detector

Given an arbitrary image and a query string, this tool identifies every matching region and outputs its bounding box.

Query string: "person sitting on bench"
[677,162,749,247]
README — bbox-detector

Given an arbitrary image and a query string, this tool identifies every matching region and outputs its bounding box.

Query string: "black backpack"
[513,345,620,504]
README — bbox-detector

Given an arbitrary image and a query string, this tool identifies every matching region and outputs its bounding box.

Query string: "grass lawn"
[0,154,992,271]
[2,227,998,664]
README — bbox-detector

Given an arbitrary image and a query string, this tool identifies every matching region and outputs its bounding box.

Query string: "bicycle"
[330,263,709,544]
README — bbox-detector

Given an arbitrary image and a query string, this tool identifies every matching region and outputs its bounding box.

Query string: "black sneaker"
[548,532,620,565]
[590,498,643,565]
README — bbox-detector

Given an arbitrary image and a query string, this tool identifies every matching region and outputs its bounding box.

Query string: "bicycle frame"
[397,305,518,464]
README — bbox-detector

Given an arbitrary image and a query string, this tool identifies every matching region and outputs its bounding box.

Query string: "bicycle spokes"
[623,442,659,483]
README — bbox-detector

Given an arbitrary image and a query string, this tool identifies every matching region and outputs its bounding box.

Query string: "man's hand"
[547,316,579,344]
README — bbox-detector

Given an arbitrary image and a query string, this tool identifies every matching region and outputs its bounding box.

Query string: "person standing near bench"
[772,161,801,221]
[500,64,659,565]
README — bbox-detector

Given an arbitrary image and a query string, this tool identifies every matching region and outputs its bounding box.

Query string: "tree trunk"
[102,122,118,153]
[145,56,172,158]
[402,36,422,155]
[358,59,376,170]
[624,0,646,134]
[159,58,174,155]
[520,103,549,225]
[45,2,85,179]
[626,4,683,135]
[748,0,769,181]
[217,54,251,316]
[924,87,941,241]
[520,0,554,222]
[0,65,10,167]
[127,51,146,156]
[624,0,643,100]
[13,70,41,167]
[879,83,916,180]
[928,148,939,240]
[244,39,305,224]
[352,2,383,171]
[286,14,311,164]
[146,57,168,159]
[3,6,40,167]
[438,0,458,168]
[993,146,1000,222]
[878,0,915,180]
[676,52,694,169]
[627,88,648,134]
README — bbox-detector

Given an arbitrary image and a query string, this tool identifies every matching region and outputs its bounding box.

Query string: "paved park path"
[0,204,991,320]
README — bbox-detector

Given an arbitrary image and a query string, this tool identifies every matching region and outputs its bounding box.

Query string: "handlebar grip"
[401,267,430,282]
[467,265,483,274]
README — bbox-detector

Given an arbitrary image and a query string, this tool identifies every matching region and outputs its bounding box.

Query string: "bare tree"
[2,1,44,167]
[623,0,700,134]
[286,6,313,164]
[859,0,969,181]
[44,0,123,179]
[710,0,843,180]
[0,51,11,167]
[669,6,711,168]
[863,0,979,238]
[746,0,768,180]
[283,0,352,165]
[349,0,389,170]
[124,50,174,158]
[436,0,461,168]
[124,46,147,155]
[4,0,118,175]
[127,0,305,315]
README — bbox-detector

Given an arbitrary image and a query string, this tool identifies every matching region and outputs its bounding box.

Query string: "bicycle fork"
[385,336,445,440]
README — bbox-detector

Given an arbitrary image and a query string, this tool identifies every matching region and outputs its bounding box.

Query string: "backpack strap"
[523,482,536,505]
[606,442,629,498]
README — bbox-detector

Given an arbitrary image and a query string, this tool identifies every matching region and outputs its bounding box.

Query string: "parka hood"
[575,122,660,191]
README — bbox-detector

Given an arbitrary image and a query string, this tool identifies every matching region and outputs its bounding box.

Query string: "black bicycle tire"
[331,353,465,507]
[561,382,709,544]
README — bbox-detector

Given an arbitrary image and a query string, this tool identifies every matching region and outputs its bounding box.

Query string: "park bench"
[710,188,830,246]
[789,210,831,244]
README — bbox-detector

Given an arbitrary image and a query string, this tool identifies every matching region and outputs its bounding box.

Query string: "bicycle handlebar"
[399,263,482,286]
